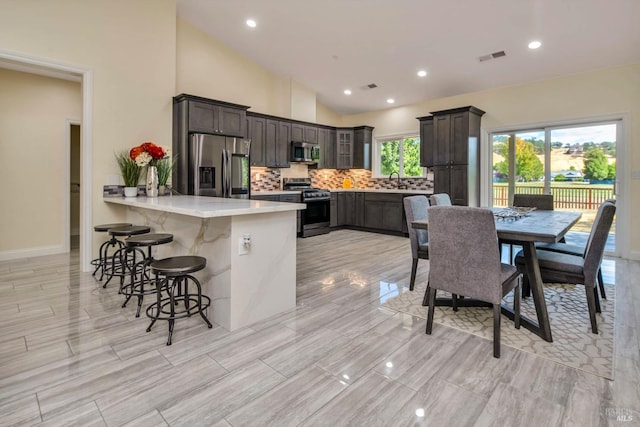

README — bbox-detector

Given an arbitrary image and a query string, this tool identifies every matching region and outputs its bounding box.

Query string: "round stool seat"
[94,222,132,232]
[125,233,173,247]
[109,225,151,237]
[150,256,206,277]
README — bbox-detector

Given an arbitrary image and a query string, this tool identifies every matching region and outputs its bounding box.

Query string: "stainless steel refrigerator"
[188,134,251,198]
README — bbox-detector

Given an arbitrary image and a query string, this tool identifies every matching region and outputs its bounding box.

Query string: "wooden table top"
[412,208,582,244]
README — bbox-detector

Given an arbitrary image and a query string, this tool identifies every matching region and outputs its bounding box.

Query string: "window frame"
[372,133,425,178]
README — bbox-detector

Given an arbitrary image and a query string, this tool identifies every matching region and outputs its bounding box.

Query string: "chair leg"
[452,294,459,311]
[597,268,607,300]
[425,288,436,335]
[521,274,531,298]
[594,284,602,314]
[585,286,599,334]
[409,258,418,291]
[493,304,501,358]
[422,282,430,306]
[514,281,521,330]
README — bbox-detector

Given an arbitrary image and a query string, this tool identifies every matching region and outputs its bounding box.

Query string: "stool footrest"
[145,295,211,321]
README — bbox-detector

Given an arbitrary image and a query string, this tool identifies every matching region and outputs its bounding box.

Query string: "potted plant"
[156,155,176,196]
[115,151,142,197]
[129,142,171,197]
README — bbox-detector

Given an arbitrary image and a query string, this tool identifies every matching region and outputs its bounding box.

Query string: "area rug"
[383,282,615,379]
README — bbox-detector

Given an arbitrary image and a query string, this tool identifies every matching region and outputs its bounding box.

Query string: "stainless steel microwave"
[290,141,320,164]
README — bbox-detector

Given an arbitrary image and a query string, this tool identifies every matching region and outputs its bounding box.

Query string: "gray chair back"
[582,201,616,284]
[512,194,554,210]
[428,206,503,304]
[430,193,452,206]
[403,195,429,259]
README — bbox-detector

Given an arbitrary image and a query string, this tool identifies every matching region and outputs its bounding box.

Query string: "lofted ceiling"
[178,0,640,116]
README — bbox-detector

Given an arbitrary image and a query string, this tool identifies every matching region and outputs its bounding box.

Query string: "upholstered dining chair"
[425,206,521,358]
[514,200,616,334]
[429,193,452,206]
[535,200,615,301]
[512,193,554,210]
[503,193,557,263]
[403,195,430,291]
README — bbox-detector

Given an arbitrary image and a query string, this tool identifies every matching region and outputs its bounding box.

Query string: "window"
[490,121,618,253]
[373,135,424,178]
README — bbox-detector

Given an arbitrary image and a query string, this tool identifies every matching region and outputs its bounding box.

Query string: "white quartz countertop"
[104,195,305,218]
[329,188,433,194]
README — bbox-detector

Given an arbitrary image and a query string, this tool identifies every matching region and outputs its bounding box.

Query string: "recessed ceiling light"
[528,40,541,49]
[387,98,395,104]
[344,89,352,95]
[246,19,257,28]
[417,70,427,77]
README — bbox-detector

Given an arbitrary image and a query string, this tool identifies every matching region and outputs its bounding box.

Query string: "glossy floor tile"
[0,229,637,426]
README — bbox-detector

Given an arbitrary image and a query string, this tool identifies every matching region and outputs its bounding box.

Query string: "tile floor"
[0,230,638,426]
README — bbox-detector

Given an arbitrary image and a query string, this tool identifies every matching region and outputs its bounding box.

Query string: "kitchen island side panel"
[119,206,296,331]
[230,211,297,330]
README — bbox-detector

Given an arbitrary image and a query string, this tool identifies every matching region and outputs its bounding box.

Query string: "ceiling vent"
[361,83,378,90]
[479,50,506,62]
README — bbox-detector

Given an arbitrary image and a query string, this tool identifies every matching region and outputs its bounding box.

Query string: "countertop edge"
[329,189,434,194]
[104,196,305,218]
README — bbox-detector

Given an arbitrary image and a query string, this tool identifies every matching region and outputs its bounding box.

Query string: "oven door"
[302,198,330,236]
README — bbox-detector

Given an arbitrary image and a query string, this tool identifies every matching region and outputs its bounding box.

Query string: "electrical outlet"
[238,237,248,255]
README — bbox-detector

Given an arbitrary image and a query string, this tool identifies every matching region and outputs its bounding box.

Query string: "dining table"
[412,207,582,343]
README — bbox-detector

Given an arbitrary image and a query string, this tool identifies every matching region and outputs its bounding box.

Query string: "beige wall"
[177,18,338,124]
[290,80,316,122]
[0,68,81,252]
[0,0,177,260]
[343,64,640,255]
[316,101,342,127]
[176,18,291,118]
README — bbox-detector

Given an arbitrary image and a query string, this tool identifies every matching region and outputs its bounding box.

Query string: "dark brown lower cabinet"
[330,193,338,227]
[331,191,428,235]
[252,193,302,233]
[363,193,404,233]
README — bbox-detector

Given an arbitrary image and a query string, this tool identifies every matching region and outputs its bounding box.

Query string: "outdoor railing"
[493,184,614,209]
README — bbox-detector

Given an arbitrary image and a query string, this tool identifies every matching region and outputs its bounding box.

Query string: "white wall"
[0,68,81,253]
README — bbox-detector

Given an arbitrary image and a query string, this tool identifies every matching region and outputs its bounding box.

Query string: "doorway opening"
[70,123,81,250]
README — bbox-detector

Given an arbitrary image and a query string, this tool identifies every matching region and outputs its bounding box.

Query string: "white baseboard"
[0,244,67,261]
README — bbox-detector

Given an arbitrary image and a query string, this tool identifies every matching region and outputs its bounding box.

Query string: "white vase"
[124,186,138,197]
[146,165,159,197]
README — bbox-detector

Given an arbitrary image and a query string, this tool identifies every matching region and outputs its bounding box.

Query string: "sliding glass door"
[491,121,618,253]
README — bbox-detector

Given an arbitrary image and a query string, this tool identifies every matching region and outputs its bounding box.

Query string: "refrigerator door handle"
[192,134,202,196]
[222,148,230,198]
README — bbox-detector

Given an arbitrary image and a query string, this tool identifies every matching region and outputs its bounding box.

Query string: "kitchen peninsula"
[104,195,305,331]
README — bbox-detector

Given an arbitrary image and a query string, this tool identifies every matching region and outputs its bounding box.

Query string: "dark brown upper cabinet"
[418,106,485,206]
[175,94,248,137]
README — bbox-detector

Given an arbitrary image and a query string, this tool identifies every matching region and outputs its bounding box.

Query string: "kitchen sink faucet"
[389,171,405,189]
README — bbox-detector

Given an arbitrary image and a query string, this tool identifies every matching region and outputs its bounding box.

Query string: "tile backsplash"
[250,167,434,191]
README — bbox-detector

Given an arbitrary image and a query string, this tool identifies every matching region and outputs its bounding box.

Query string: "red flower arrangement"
[130,142,171,167]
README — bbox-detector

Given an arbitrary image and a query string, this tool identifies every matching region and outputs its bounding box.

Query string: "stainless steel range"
[283,178,331,237]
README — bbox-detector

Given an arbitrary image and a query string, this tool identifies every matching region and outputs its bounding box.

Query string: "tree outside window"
[377,136,423,177]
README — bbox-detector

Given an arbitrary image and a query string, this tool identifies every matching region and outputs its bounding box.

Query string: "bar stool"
[120,233,174,317]
[91,223,132,279]
[103,225,151,288]
[146,256,212,345]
